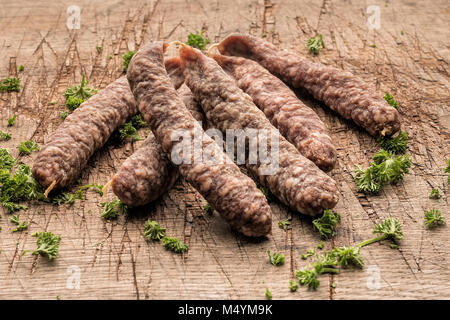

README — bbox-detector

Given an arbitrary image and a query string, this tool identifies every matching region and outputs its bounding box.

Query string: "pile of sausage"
[32,34,401,237]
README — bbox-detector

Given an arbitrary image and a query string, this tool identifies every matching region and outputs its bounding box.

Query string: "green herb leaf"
[289,280,298,292]
[143,220,166,241]
[0,149,16,170]
[384,92,399,109]
[312,209,341,239]
[7,114,17,126]
[278,219,291,231]
[265,288,272,300]
[31,231,61,260]
[429,188,441,200]
[10,214,29,232]
[100,198,129,220]
[64,75,97,101]
[377,131,408,154]
[306,34,325,54]
[17,140,39,155]
[0,77,20,92]
[267,250,285,266]
[186,31,211,50]
[65,96,85,111]
[161,236,188,253]
[122,51,136,72]
[18,65,24,72]
[424,209,445,229]
[0,131,11,141]
[202,202,214,215]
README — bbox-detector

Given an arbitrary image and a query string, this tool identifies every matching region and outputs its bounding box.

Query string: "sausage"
[126,42,271,237]
[180,45,339,215]
[112,59,205,206]
[212,53,337,172]
[218,34,401,137]
[32,76,137,190]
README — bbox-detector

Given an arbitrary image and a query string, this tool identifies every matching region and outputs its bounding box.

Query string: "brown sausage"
[127,42,271,237]
[180,45,339,216]
[212,53,337,172]
[32,76,136,189]
[218,34,401,137]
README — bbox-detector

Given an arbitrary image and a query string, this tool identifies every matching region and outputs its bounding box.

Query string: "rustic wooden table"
[0,0,449,300]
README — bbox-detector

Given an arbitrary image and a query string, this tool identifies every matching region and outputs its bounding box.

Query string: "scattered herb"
[262,32,268,38]
[60,111,68,120]
[48,101,56,105]
[317,241,324,250]
[78,183,104,196]
[96,45,102,53]
[259,186,271,201]
[0,131,11,141]
[267,250,285,266]
[52,189,83,205]
[0,149,16,170]
[17,140,39,155]
[429,188,441,200]
[100,198,129,220]
[0,163,44,212]
[354,150,410,193]
[65,96,85,111]
[278,219,291,231]
[10,214,29,232]
[122,51,136,72]
[118,121,142,142]
[301,248,316,260]
[130,114,147,129]
[384,92,399,109]
[161,236,188,253]
[306,34,325,54]
[31,231,61,260]
[7,114,17,126]
[109,55,113,59]
[143,220,166,241]
[331,282,337,288]
[377,131,408,154]
[289,279,298,292]
[202,202,214,215]
[358,218,404,247]
[0,77,20,92]
[424,209,445,229]
[444,160,450,184]
[312,209,341,239]
[370,44,376,48]
[18,65,24,72]
[265,288,272,300]
[64,75,97,101]
[186,31,211,50]
[329,246,364,268]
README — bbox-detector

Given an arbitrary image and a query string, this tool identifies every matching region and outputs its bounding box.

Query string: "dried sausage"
[180,45,339,215]
[218,34,401,136]
[32,76,136,190]
[127,42,271,237]
[212,53,337,172]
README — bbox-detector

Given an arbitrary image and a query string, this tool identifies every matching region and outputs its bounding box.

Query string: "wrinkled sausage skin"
[180,46,339,216]
[127,42,272,237]
[218,34,401,137]
[32,76,136,189]
[213,54,337,172]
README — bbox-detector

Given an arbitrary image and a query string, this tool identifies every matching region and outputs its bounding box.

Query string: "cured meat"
[180,45,339,215]
[212,53,337,172]
[32,76,136,190]
[218,34,401,136]
[127,42,272,237]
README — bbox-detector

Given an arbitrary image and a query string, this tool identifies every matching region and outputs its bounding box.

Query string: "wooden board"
[0,0,449,300]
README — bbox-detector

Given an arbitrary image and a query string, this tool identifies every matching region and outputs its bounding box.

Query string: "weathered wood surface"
[0,0,449,300]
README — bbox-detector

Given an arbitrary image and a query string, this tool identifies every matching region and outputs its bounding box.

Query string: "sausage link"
[32,76,136,189]
[212,53,337,172]
[218,34,401,137]
[180,46,339,215]
[127,42,271,237]
[112,60,205,206]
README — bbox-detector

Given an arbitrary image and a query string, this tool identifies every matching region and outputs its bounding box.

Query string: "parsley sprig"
[143,220,166,240]
[267,250,285,266]
[17,140,39,155]
[306,34,325,54]
[377,131,408,154]
[0,77,20,92]
[424,209,445,229]
[32,231,61,260]
[186,31,211,50]
[100,198,129,220]
[384,92,399,109]
[122,51,136,72]
[161,236,188,253]
[312,209,341,239]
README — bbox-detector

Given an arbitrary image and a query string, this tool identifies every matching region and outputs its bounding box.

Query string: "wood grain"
[0,0,449,300]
